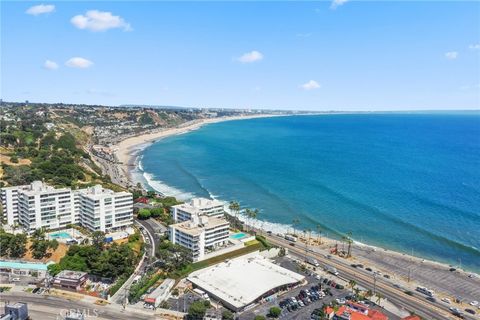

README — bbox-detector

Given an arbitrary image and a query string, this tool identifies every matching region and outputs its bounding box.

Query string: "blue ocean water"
[140,113,480,271]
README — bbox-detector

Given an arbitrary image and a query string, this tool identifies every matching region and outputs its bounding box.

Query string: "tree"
[156,241,192,272]
[345,231,353,258]
[187,300,208,319]
[292,218,300,236]
[349,279,357,294]
[137,208,151,220]
[269,306,282,318]
[316,224,323,245]
[150,207,163,218]
[376,293,384,306]
[222,310,234,320]
[228,200,240,222]
[365,289,373,299]
[254,316,266,320]
[91,231,106,250]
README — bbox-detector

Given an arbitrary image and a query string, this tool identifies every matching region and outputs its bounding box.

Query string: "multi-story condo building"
[171,197,225,223]
[169,214,229,261]
[1,184,31,226]
[0,181,133,234]
[75,185,133,232]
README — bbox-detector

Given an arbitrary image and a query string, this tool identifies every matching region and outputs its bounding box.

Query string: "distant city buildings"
[1,181,133,234]
[171,197,225,222]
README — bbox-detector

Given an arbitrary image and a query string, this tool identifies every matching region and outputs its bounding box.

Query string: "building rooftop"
[75,185,130,198]
[187,255,304,310]
[172,216,229,236]
[55,270,88,280]
[172,197,224,214]
[0,260,51,271]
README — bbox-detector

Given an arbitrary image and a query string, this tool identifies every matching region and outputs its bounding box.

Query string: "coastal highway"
[0,292,152,320]
[264,234,475,320]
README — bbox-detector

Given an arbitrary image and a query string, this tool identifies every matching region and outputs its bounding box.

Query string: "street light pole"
[373,273,377,296]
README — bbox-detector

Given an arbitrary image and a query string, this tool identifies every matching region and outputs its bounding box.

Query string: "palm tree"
[228,200,241,229]
[354,287,361,298]
[316,224,322,245]
[251,209,259,233]
[244,208,253,232]
[346,231,353,258]
[348,279,357,294]
[376,293,384,306]
[365,289,373,299]
[305,228,312,254]
[292,218,300,236]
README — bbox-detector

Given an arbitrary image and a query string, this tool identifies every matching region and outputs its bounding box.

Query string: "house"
[52,270,88,291]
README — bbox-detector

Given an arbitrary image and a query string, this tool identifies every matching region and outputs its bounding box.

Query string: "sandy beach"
[113,114,284,184]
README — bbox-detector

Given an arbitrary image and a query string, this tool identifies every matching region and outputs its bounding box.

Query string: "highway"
[0,292,152,320]
[264,234,475,320]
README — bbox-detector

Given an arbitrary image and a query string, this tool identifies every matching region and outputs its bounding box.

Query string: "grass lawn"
[171,241,265,279]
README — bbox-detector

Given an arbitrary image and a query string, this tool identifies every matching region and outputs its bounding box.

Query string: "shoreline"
[110,113,479,299]
[113,114,288,185]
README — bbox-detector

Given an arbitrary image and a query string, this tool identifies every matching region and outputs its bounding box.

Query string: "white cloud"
[26,4,55,16]
[237,51,264,63]
[300,80,321,90]
[65,57,94,69]
[445,51,458,60]
[296,33,312,38]
[71,10,132,32]
[331,0,349,9]
[469,43,480,50]
[43,60,59,70]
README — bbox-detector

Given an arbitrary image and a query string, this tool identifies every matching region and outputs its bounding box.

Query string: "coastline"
[113,114,286,185]
[111,113,480,301]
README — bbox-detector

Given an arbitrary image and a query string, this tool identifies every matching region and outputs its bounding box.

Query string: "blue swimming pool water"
[230,232,247,240]
[49,231,72,239]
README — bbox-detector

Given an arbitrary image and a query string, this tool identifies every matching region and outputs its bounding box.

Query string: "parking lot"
[239,256,399,320]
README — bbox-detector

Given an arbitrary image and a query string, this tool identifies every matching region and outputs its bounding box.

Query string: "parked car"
[441,298,451,304]
[366,267,373,272]
[11,278,20,282]
[426,297,437,303]
[383,274,391,279]
[465,309,476,315]
[470,301,478,306]
[32,287,40,294]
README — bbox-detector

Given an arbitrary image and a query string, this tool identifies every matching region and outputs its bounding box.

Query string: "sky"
[1,1,479,111]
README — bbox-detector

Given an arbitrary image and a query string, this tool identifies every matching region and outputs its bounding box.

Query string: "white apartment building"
[171,197,225,223]
[75,185,133,232]
[1,184,31,226]
[0,181,133,234]
[169,214,229,261]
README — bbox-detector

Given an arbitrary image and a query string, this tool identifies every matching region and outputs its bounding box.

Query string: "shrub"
[137,208,151,220]
[269,306,281,318]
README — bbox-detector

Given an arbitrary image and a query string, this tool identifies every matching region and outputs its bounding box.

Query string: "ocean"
[137,113,480,271]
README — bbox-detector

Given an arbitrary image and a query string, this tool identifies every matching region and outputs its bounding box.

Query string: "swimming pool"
[230,232,248,240]
[49,231,72,239]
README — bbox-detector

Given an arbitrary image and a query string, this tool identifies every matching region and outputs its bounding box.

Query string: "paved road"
[265,234,475,320]
[0,292,152,320]
[136,218,161,255]
[351,244,480,303]
[111,221,155,305]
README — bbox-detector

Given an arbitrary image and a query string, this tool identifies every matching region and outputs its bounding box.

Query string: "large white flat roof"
[187,255,304,310]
